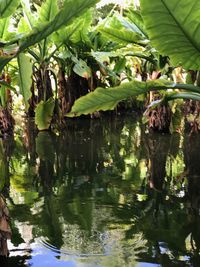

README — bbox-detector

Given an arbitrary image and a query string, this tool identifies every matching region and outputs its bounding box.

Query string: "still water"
[0,116,200,267]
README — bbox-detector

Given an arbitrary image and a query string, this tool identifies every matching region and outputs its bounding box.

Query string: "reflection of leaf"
[35,98,55,131]
[36,132,54,162]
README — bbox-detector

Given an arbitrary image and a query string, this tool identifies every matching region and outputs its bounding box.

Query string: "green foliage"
[35,97,55,130]
[19,0,99,51]
[17,53,33,111]
[0,0,100,71]
[140,0,200,70]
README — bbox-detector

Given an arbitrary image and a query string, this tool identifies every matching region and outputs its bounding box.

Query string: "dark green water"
[0,116,200,267]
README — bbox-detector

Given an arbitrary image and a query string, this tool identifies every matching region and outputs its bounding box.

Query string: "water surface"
[0,116,200,267]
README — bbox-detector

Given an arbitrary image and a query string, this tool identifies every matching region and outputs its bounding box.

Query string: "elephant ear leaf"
[140,0,200,70]
[35,98,55,131]
[39,0,58,22]
[66,80,174,117]
[0,0,20,18]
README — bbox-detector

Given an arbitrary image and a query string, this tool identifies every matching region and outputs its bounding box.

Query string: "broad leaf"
[72,57,91,79]
[98,13,146,46]
[69,9,93,45]
[0,17,9,40]
[0,84,6,107]
[20,0,37,30]
[126,8,148,38]
[98,27,145,45]
[165,92,200,102]
[0,80,17,93]
[39,0,58,22]
[66,80,174,117]
[66,80,200,117]
[17,53,33,111]
[53,18,83,44]
[35,97,55,130]
[0,0,20,18]
[91,46,150,64]
[140,0,200,70]
[18,17,31,34]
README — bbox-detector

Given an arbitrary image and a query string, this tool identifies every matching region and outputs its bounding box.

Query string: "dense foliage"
[1,0,200,135]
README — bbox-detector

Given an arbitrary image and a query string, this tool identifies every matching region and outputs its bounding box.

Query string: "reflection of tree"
[184,135,200,266]
[144,133,172,191]
[0,138,14,257]
[0,195,11,257]
[0,254,30,267]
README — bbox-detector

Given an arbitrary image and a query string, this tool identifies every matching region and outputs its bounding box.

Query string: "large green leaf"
[140,0,200,70]
[35,97,55,130]
[166,92,200,102]
[0,84,6,107]
[17,53,33,111]
[0,80,17,92]
[66,80,200,117]
[72,57,91,79]
[126,8,148,38]
[54,9,93,46]
[53,17,83,44]
[0,0,20,18]
[39,0,58,22]
[0,17,9,40]
[66,80,173,117]
[69,9,93,45]
[98,27,145,45]
[20,0,37,30]
[98,13,146,46]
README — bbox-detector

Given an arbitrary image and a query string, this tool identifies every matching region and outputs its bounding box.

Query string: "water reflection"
[0,116,200,266]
